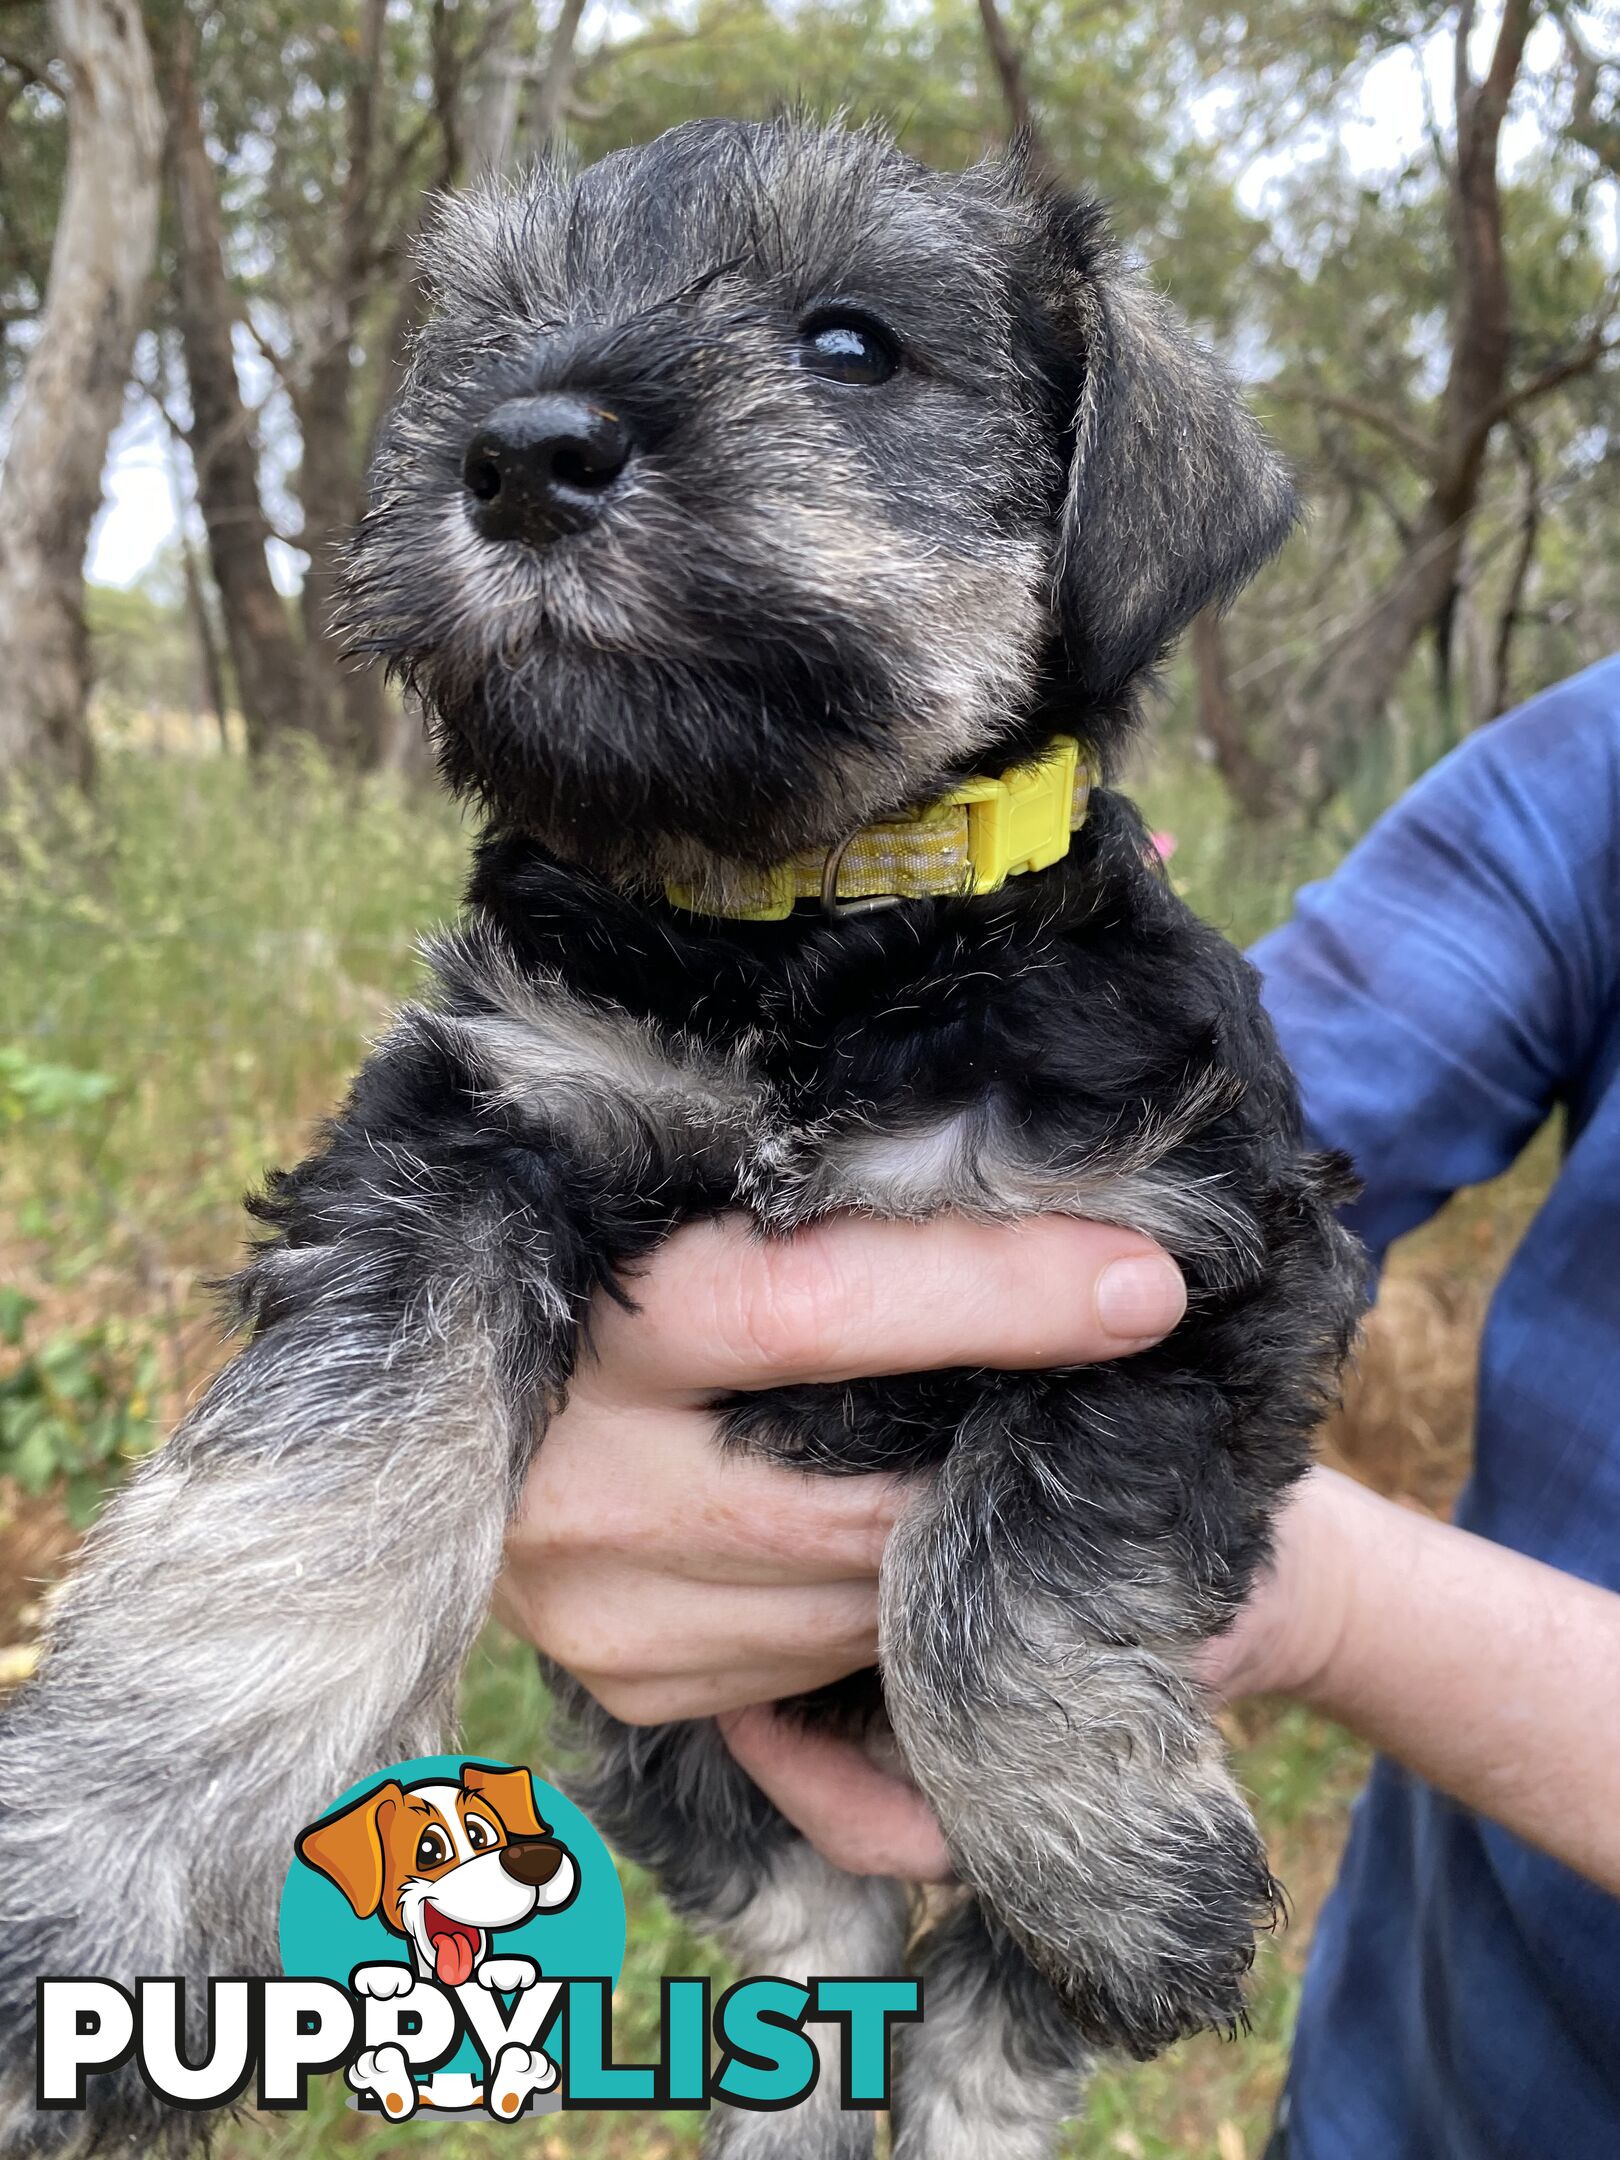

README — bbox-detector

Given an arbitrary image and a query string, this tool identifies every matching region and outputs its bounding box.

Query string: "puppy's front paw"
[486,2044,558,2118]
[948,1768,1277,2057]
[1037,1793,1278,2056]
[477,1955,539,1993]
[351,1962,416,1999]
[348,2045,418,2120]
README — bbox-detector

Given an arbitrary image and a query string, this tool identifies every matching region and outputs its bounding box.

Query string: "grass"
[0,747,468,1277]
[0,734,1551,2158]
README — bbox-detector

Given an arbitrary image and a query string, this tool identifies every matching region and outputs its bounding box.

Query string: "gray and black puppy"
[0,117,1363,2159]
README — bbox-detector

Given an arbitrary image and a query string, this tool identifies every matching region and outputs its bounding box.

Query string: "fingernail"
[1095,1254,1186,1341]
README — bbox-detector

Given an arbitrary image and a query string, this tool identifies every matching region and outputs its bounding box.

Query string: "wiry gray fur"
[0,1220,527,2150]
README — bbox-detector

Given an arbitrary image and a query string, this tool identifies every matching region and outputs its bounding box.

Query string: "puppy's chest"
[453,938,1226,1254]
[465,964,1027,1222]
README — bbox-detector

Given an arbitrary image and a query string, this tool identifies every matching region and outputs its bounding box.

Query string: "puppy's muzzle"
[462,393,633,547]
[499,1835,570,1887]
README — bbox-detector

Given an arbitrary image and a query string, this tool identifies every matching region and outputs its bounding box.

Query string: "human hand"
[495,1210,1188,1875]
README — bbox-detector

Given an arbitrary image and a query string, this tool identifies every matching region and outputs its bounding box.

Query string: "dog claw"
[487,2043,558,2118]
[477,1954,539,1992]
[349,2044,418,2119]
[351,1961,416,1999]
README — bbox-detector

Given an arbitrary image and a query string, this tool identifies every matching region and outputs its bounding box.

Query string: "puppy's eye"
[416,1828,451,1870]
[798,314,900,387]
[465,1815,497,1851]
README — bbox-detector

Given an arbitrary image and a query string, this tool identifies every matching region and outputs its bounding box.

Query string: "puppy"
[0,117,1363,2160]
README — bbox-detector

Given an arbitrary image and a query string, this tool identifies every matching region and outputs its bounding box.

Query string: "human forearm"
[1231,1468,1620,1894]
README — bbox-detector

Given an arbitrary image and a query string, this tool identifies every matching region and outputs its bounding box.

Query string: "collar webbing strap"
[666,735,1096,923]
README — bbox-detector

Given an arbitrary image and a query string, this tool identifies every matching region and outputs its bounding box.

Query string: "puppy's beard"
[377,468,1051,882]
[419,548,1049,887]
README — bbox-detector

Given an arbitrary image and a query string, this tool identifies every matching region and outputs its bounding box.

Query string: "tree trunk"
[158,388,230,743]
[975,0,1057,183]
[1562,16,1620,184]
[464,0,526,176]
[180,526,230,749]
[527,0,590,160]
[294,348,389,766]
[1191,608,1276,820]
[293,0,391,767]
[1290,495,1472,805]
[342,0,512,767]
[0,0,163,787]
[1288,0,1534,809]
[168,8,310,757]
[1490,419,1541,719]
[369,0,484,434]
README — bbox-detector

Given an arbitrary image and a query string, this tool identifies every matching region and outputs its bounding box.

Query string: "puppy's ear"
[1039,191,1297,706]
[294,1780,402,1919]
[460,1762,549,1839]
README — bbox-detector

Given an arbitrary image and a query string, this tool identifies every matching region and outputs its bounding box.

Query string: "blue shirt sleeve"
[1251,656,1620,1262]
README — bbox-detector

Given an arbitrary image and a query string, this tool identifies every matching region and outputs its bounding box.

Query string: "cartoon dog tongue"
[425,1908,479,1987]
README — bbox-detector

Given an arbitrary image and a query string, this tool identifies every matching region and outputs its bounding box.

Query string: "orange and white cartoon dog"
[296,1761,577,2119]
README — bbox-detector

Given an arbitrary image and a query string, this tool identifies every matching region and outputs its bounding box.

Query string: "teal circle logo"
[279,1756,624,2113]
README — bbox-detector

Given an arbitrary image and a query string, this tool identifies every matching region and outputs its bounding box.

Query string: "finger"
[718,1705,955,1882]
[508,1400,913,1581]
[571,1659,877,1728]
[494,1568,880,1690]
[597,1212,1187,1399]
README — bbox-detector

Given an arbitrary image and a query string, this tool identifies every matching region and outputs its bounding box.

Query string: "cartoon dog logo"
[296,1761,578,2118]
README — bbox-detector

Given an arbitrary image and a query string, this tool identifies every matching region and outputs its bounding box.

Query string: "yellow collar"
[665,735,1095,923]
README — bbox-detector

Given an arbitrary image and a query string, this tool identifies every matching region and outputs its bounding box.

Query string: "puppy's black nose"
[462,395,632,546]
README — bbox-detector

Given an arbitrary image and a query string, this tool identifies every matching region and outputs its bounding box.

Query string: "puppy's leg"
[703,1843,908,2160]
[880,1373,1278,2061]
[0,1184,571,2155]
[548,1673,907,2160]
[892,1896,1091,2160]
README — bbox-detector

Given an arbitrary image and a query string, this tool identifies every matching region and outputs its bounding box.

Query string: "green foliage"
[568,0,1266,318]
[0,1048,116,1132]
[0,1290,160,1526]
[0,1031,159,1530]
[1131,745,1351,943]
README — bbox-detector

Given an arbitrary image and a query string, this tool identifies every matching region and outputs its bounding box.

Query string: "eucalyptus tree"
[0,0,163,786]
[165,2,312,757]
[1185,0,1619,810]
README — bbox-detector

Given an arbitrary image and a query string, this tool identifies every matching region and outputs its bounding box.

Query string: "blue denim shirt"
[1253,654,1620,2158]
